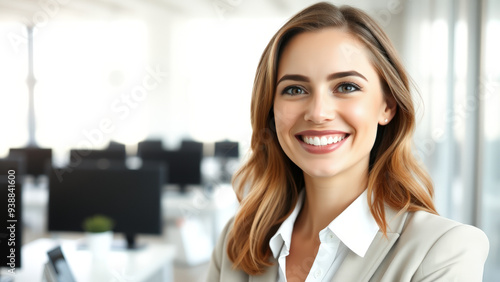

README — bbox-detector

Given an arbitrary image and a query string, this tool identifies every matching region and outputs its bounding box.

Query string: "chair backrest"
[180,140,204,155]
[9,147,52,177]
[137,140,164,157]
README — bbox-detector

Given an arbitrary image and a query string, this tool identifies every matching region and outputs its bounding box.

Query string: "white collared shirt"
[269,189,380,282]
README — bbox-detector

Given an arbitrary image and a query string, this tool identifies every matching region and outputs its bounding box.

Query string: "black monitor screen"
[0,157,25,176]
[47,165,162,247]
[9,148,52,177]
[140,150,201,187]
[214,141,239,158]
[165,150,202,185]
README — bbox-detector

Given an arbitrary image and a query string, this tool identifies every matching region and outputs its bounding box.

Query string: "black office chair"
[214,141,239,183]
[69,149,126,162]
[180,140,204,156]
[107,141,126,152]
[137,140,164,157]
[9,147,52,178]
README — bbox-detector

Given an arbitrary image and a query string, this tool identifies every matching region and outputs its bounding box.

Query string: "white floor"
[174,261,210,282]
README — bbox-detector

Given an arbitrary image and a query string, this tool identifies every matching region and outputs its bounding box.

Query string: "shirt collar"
[327,189,380,257]
[269,189,379,259]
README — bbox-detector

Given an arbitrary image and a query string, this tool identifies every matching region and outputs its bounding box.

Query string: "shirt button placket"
[313,269,322,279]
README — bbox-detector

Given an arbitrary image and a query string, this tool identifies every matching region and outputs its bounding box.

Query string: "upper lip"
[295,130,349,137]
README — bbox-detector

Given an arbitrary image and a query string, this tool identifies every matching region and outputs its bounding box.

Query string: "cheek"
[343,100,380,134]
[273,102,301,133]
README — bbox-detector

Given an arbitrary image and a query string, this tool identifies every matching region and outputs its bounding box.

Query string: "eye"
[335,82,361,93]
[282,86,307,96]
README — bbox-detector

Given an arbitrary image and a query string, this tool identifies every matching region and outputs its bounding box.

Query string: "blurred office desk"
[162,184,238,265]
[162,184,237,231]
[1,238,176,282]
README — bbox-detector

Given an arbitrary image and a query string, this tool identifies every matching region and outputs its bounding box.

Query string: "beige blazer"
[206,208,489,281]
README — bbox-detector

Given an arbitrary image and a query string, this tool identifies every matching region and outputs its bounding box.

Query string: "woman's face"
[273,28,393,180]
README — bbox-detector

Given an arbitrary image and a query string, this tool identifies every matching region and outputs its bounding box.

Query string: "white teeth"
[302,135,346,146]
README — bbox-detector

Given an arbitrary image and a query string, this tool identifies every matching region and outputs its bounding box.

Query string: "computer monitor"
[47,164,163,249]
[214,141,239,158]
[0,156,25,176]
[214,141,239,183]
[9,147,52,177]
[0,173,22,269]
[69,149,126,163]
[140,150,202,193]
[165,150,202,187]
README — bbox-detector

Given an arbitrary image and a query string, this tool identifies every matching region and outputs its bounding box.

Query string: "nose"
[304,91,335,124]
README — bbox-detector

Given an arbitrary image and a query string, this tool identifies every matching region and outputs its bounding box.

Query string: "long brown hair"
[227,2,437,275]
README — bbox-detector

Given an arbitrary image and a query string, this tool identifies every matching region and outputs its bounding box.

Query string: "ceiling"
[0,0,387,23]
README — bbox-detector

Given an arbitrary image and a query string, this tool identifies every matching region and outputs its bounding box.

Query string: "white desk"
[1,238,176,282]
[162,184,237,240]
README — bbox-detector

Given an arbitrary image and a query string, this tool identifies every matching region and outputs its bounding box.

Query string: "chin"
[302,166,343,179]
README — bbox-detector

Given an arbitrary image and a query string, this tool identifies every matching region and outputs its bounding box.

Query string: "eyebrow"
[276,71,368,85]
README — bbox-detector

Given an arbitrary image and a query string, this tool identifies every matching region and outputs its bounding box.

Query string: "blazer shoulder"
[400,211,489,256]
[206,217,250,282]
[206,217,279,282]
[402,211,489,281]
[404,211,488,242]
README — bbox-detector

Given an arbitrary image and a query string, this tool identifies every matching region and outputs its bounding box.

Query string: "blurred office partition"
[400,0,499,280]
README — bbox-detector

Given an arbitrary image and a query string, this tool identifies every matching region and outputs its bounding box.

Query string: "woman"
[207,2,489,281]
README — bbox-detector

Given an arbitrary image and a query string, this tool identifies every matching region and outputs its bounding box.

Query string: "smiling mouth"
[299,134,349,146]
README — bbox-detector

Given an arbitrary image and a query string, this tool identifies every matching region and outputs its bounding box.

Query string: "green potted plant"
[82,214,115,260]
[83,214,115,233]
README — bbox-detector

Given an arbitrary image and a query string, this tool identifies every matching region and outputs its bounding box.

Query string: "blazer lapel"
[331,209,408,282]
[250,257,279,282]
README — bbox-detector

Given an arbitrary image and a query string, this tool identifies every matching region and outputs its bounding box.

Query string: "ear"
[379,95,397,125]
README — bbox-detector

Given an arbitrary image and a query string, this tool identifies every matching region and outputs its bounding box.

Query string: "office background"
[0,0,498,281]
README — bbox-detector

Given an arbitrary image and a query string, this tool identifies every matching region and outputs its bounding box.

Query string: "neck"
[296,162,369,237]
